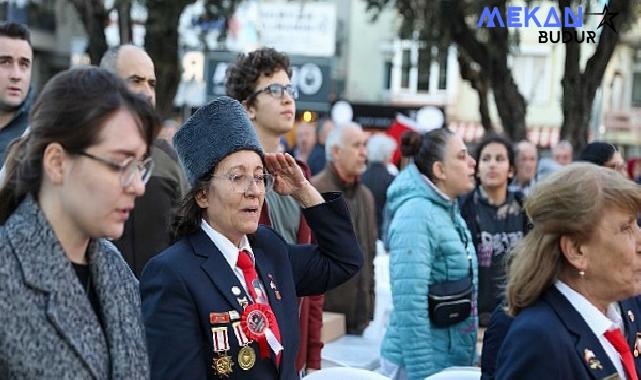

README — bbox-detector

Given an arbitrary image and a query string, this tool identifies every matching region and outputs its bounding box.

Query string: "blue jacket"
[141,193,362,380]
[380,164,478,379]
[496,287,641,380]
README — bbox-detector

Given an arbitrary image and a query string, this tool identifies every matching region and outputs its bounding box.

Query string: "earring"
[579,270,585,277]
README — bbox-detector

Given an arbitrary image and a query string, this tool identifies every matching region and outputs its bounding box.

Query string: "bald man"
[101,45,187,277]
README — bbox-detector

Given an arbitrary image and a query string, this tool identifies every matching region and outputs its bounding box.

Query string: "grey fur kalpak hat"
[173,96,264,185]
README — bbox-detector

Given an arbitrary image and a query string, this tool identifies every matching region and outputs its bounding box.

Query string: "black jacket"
[114,139,188,277]
[460,187,529,326]
[361,162,395,237]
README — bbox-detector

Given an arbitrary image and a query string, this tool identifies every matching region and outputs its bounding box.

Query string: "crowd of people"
[2,20,641,380]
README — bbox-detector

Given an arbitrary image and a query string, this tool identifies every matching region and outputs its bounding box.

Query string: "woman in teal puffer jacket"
[380,128,479,380]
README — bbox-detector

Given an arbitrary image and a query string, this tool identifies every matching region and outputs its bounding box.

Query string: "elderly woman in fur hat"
[140,96,363,380]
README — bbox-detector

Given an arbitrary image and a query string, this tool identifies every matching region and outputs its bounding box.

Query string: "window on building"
[511,53,550,105]
[631,72,641,107]
[389,39,450,95]
[383,60,393,90]
[417,47,431,91]
[401,49,411,89]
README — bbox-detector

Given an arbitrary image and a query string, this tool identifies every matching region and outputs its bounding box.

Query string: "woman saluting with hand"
[140,96,362,380]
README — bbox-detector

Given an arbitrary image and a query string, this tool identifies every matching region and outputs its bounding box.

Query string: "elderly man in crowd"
[100,44,188,277]
[362,133,397,238]
[552,140,573,166]
[312,122,376,335]
[510,140,538,197]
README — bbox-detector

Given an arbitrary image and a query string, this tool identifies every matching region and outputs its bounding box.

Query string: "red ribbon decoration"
[240,303,277,359]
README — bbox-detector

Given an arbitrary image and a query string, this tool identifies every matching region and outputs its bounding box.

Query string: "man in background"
[0,22,32,164]
[312,122,376,335]
[510,140,538,197]
[101,44,188,277]
[552,140,573,166]
[307,118,334,176]
[292,121,316,163]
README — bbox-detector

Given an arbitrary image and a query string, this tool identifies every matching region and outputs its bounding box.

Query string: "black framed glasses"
[211,173,274,194]
[77,152,154,188]
[247,84,298,101]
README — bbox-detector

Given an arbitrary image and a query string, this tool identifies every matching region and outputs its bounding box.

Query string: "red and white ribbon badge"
[211,327,230,352]
[240,303,283,359]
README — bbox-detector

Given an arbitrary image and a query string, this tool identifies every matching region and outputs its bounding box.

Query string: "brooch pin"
[584,349,602,370]
[267,273,281,300]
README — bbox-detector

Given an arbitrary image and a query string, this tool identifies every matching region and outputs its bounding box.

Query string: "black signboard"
[206,51,332,112]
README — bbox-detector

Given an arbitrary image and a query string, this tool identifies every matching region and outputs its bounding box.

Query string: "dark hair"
[412,128,455,181]
[0,67,161,223]
[474,134,515,184]
[0,22,31,45]
[225,47,291,106]
[578,141,617,166]
[171,177,211,241]
[400,130,422,158]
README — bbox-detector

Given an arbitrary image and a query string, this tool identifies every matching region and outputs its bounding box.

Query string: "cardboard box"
[321,312,346,343]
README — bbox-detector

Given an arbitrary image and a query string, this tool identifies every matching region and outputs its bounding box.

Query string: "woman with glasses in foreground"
[140,96,362,380]
[0,67,159,378]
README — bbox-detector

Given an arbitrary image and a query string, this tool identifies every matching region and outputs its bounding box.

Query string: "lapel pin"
[229,310,240,321]
[584,349,602,370]
[237,296,249,309]
[629,310,635,322]
[267,273,280,300]
[231,286,241,296]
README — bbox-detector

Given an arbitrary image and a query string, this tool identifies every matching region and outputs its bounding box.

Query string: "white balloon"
[415,106,445,132]
[331,100,353,125]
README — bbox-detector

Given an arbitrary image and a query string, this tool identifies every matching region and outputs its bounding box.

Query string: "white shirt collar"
[200,219,254,268]
[555,280,622,336]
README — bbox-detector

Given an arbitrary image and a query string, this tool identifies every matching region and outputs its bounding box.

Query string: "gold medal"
[212,352,234,377]
[238,345,256,370]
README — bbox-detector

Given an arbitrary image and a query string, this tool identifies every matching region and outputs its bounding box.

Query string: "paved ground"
[321,335,381,370]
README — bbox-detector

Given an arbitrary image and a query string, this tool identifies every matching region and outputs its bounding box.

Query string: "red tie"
[604,328,638,380]
[236,250,282,365]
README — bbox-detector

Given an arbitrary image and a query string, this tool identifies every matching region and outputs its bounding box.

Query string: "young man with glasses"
[225,48,324,375]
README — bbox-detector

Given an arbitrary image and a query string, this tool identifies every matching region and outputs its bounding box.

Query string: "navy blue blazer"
[141,193,363,380]
[495,286,641,380]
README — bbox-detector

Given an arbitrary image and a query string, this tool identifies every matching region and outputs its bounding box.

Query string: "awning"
[448,121,560,148]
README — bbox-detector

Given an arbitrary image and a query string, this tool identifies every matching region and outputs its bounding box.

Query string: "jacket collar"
[326,163,360,196]
[5,195,109,378]
[543,286,620,379]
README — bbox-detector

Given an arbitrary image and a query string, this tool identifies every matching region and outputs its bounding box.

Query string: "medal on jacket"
[635,333,641,358]
[232,321,255,370]
[238,345,256,371]
[211,327,233,376]
[584,348,603,370]
[240,303,282,359]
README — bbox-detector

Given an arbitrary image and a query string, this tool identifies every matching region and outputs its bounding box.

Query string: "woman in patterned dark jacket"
[0,67,160,379]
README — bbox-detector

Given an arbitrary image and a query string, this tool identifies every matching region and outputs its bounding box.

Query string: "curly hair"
[225,47,291,105]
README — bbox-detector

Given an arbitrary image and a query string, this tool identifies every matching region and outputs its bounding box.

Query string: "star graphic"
[587,4,619,33]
